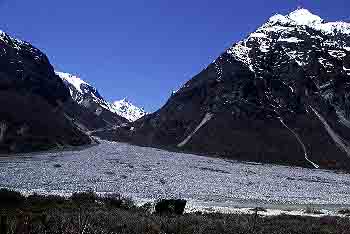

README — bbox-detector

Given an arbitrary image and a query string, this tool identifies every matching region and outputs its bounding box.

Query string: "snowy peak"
[287,8,324,26]
[56,71,89,94]
[268,8,323,26]
[111,98,147,122]
[288,8,323,25]
[265,8,350,35]
[224,8,350,73]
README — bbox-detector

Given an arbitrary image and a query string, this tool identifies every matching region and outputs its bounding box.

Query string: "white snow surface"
[288,8,323,26]
[56,71,89,94]
[267,8,350,35]
[278,37,304,43]
[110,98,147,122]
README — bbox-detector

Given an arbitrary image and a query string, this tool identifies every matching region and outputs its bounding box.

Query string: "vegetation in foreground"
[0,189,350,234]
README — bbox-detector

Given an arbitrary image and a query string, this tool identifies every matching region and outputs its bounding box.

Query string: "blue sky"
[1,0,349,111]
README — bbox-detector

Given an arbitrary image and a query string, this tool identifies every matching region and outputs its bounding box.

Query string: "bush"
[102,193,135,210]
[155,199,187,215]
[71,190,97,207]
[0,188,24,208]
[140,202,153,213]
[27,194,66,209]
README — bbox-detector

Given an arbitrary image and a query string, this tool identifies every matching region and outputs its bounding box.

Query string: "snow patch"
[265,9,350,36]
[285,50,308,66]
[310,106,350,158]
[178,113,214,147]
[249,32,268,38]
[315,22,350,35]
[186,205,339,218]
[278,117,319,169]
[278,37,304,43]
[227,42,253,71]
[268,14,290,25]
[336,109,350,129]
[328,50,347,58]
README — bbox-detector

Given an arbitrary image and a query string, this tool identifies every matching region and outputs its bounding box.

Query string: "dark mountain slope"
[0,31,91,153]
[99,9,350,170]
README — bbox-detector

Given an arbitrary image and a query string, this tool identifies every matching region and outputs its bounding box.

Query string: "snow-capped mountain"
[0,30,91,153]
[110,98,147,122]
[102,9,350,171]
[57,72,145,125]
[226,8,350,73]
[56,71,113,112]
[56,71,130,131]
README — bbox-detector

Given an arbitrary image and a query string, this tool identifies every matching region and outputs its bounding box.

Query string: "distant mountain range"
[98,9,350,171]
[56,71,147,122]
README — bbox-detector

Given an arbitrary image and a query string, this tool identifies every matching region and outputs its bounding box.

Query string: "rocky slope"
[0,31,91,153]
[100,9,350,170]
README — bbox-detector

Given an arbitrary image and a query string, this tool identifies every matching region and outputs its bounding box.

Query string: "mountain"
[57,72,115,114]
[0,30,91,153]
[57,72,146,124]
[56,72,129,132]
[99,9,350,170]
[110,98,147,122]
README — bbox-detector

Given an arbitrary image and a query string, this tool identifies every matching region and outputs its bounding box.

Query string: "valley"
[1,140,350,215]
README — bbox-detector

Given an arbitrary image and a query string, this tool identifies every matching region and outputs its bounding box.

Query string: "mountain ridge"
[98,8,350,171]
[56,71,146,122]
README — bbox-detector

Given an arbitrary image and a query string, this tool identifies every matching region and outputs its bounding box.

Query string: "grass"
[0,188,350,234]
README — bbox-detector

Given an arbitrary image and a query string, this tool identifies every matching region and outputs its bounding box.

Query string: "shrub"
[140,202,153,213]
[27,194,66,209]
[0,188,24,208]
[71,190,97,207]
[155,199,187,215]
[102,193,135,210]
